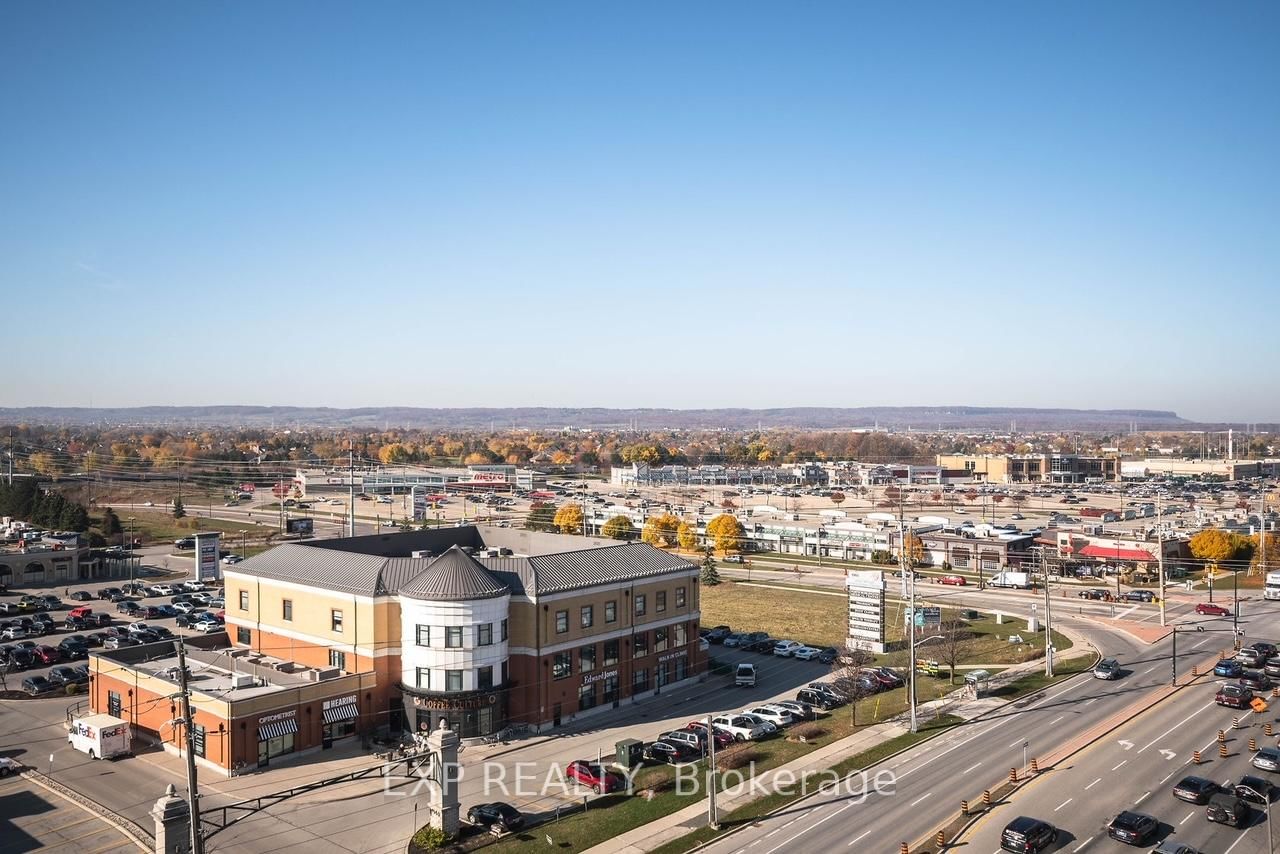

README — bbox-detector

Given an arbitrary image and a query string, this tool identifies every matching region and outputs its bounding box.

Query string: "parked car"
[1206,792,1251,826]
[21,676,53,696]
[722,633,747,648]
[57,639,89,660]
[743,706,794,727]
[705,626,732,644]
[999,816,1057,853]
[1241,670,1272,692]
[48,665,87,686]
[816,647,839,664]
[684,721,735,749]
[1237,648,1265,668]
[1151,843,1200,854]
[3,646,33,669]
[103,635,141,650]
[116,601,142,615]
[0,757,23,777]
[147,584,176,597]
[98,587,123,600]
[465,802,524,832]
[1215,659,1245,678]
[710,714,769,741]
[1196,603,1231,616]
[1253,642,1279,659]
[0,624,29,641]
[182,580,207,592]
[84,633,109,648]
[772,700,816,721]
[1172,775,1220,804]
[68,591,93,602]
[646,739,701,764]
[173,602,197,615]
[564,760,626,793]
[1094,658,1122,680]
[773,640,804,657]
[939,575,968,586]
[192,619,221,633]
[1106,810,1158,845]
[32,645,61,664]
[791,646,822,661]
[736,712,777,735]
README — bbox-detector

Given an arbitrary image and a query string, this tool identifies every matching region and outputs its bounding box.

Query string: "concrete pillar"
[150,784,191,854]
[427,720,460,837]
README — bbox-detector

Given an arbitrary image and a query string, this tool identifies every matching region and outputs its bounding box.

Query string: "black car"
[155,605,179,618]
[1241,670,1273,692]
[466,802,525,832]
[1172,775,1220,804]
[90,613,113,627]
[151,627,176,640]
[1235,775,1273,804]
[64,616,90,631]
[21,676,52,696]
[117,601,142,615]
[1253,642,1279,659]
[1000,816,1057,853]
[48,665,86,686]
[747,637,777,653]
[131,630,160,643]
[645,739,701,764]
[143,606,165,619]
[98,587,123,600]
[82,633,107,648]
[705,626,732,644]
[3,646,34,669]
[68,591,93,602]
[1206,793,1251,826]
[57,639,89,660]
[38,596,62,610]
[797,688,841,710]
[816,647,838,664]
[1124,590,1155,602]
[1107,811,1158,845]
[175,614,196,628]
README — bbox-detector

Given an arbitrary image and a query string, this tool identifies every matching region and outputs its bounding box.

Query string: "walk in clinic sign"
[195,531,222,582]
[846,570,886,654]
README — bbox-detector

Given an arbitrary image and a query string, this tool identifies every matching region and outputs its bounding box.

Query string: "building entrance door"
[553,703,562,727]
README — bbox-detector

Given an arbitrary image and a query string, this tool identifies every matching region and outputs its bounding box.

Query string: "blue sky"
[2,2,1277,421]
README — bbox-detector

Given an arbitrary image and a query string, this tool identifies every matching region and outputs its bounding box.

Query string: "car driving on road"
[1106,810,1158,845]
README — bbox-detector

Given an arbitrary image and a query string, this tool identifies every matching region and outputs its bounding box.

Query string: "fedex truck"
[68,713,131,760]
[1265,572,1280,601]
[989,572,1032,590]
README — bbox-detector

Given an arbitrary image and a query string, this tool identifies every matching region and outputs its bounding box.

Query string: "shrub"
[715,743,758,771]
[789,723,826,742]
[634,767,676,795]
[411,826,450,851]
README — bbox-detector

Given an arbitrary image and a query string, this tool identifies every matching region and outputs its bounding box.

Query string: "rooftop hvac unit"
[230,674,255,689]
[410,550,432,559]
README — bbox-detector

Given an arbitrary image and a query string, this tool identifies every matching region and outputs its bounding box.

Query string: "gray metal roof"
[234,543,392,596]
[511,542,694,595]
[400,547,509,602]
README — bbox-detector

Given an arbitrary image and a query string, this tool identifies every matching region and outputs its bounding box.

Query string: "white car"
[0,625,28,640]
[127,621,153,634]
[148,584,175,596]
[736,712,778,735]
[192,619,221,633]
[743,706,794,727]
[773,640,804,657]
[1011,513,1025,520]
[189,592,213,605]
[172,602,197,614]
[791,646,821,661]
[710,714,769,741]
[222,555,243,565]
[182,581,206,591]
[329,499,344,506]
[0,756,23,777]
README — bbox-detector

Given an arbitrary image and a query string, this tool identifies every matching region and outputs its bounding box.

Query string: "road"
[695,604,1254,854]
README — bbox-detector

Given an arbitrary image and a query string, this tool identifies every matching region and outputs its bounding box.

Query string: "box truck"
[989,571,1032,590]
[68,713,131,760]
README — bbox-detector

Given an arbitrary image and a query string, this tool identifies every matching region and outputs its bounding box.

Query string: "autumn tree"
[900,532,927,566]
[1251,532,1278,575]
[553,504,584,535]
[706,513,745,554]
[526,501,557,532]
[963,489,979,505]
[720,498,736,510]
[641,513,681,549]
[601,515,636,541]
[830,491,846,507]
[1189,528,1239,565]
[677,521,699,551]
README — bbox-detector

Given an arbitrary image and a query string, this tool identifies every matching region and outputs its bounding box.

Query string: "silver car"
[1252,747,1280,771]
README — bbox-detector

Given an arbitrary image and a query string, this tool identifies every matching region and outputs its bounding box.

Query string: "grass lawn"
[96,510,275,548]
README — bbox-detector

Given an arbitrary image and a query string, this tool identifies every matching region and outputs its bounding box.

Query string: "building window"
[282,599,293,621]
[239,590,249,611]
[501,618,508,641]
[603,639,619,667]
[605,601,617,623]
[580,644,596,673]
[635,594,646,617]
[330,649,346,670]
[580,605,593,629]
[656,591,666,613]
[552,651,572,680]
[108,690,121,717]
[654,627,668,653]
[579,681,598,711]
[633,631,649,658]
[416,668,431,690]
[478,666,493,691]
[330,610,343,633]
[675,623,687,646]
[676,587,686,607]
[236,626,251,645]
[555,610,568,634]
[633,667,650,693]
[192,723,206,758]
[477,623,493,646]
[416,625,430,647]
[446,670,462,692]
[446,626,463,648]
[501,660,509,685]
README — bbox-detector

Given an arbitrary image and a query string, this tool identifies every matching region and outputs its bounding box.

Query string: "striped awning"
[323,703,359,724]
[258,718,298,741]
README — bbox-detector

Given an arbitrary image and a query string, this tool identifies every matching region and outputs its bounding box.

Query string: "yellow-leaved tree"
[706,513,745,554]
[677,521,699,551]
[641,513,681,549]
[601,515,636,541]
[553,504,584,535]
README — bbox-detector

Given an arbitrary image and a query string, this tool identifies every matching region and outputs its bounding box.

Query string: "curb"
[21,768,153,851]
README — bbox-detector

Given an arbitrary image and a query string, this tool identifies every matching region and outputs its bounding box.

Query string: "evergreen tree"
[102,508,123,537]
[172,498,186,519]
[700,548,721,586]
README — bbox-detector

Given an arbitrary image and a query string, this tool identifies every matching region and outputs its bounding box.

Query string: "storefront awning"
[1077,545,1154,561]
[258,718,298,741]
[323,703,359,724]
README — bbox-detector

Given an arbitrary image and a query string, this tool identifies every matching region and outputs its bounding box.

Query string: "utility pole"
[176,640,204,854]
[1157,494,1166,627]
[349,441,356,538]
[1042,546,1053,677]
[901,517,917,733]
[705,715,719,830]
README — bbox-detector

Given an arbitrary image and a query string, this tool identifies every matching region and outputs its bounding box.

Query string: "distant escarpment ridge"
[0,405,1214,431]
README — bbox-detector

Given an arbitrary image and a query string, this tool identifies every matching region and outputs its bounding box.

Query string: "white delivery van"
[68,713,131,760]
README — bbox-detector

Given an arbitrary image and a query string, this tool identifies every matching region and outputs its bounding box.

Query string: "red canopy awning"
[1078,544,1155,561]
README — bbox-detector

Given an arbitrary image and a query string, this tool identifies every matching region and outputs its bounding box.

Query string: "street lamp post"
[1241,784,1272,854]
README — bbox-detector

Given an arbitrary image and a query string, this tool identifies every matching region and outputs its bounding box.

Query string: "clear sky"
[2,2,1277,421]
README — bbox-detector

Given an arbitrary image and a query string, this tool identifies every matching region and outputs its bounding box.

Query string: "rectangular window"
[478,665,493,691]
[633,667,649,693]
[635,594,646,617]
[555,610,568,634]
[580,605,593,629]
[675,623,687,646]
[282,599,293,621]
[236,626,251,645]
[501,659,509,685]
[416,625,430,647]
[579,681,598,711]
[329,649,346,670]
[446,670,462,692]
[445,626,463,648]
[416,668,431,690]
[193,723,206,758]
[580,643,596,673]
[238,590,249,611]
[654,626,668,653]
[603,639,619,666]
[477,623,493,646]
[501,618,508,641]
[330,610,343,633]
[107,690,121,717]
[676,587,686,608]
[605,601,617,623]
[656,591,666,613]
[633,631,649,658]
[553,651,572,680]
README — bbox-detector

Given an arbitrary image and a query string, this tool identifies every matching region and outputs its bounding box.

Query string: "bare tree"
[933,617,975,684]
[829,643,876,725]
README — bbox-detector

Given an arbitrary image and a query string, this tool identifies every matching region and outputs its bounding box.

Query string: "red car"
[685,721,735,749]
[1196,603,1231,616]
[565,760,626,793]
[939,575,968,586]
[32,645,62,665]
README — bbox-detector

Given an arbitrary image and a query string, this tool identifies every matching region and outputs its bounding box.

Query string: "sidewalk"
[586,628,1095,854]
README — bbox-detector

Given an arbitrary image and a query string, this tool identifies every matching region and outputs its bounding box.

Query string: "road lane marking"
[1139,700,1217,752]
[910,792,932,807]
[1193,637,1210,648]
[1181,811,1195,825]
[1112,760,1127,771]
[847,830,870,848]
[1073,835,1094,851]
[963,762,982,774]
[1223,828,1251,854]
[1055,798,1073,811]
[759,801,849,854]
[1085,778,1102,790]
[1009,737,1027,748]
[1135,791,1150,804]
[898,721,1002,778]
[1048,715,1064,726]
[1141,665,1156,675]
[1083,697,1096,705]
[1159,769,1179,784]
